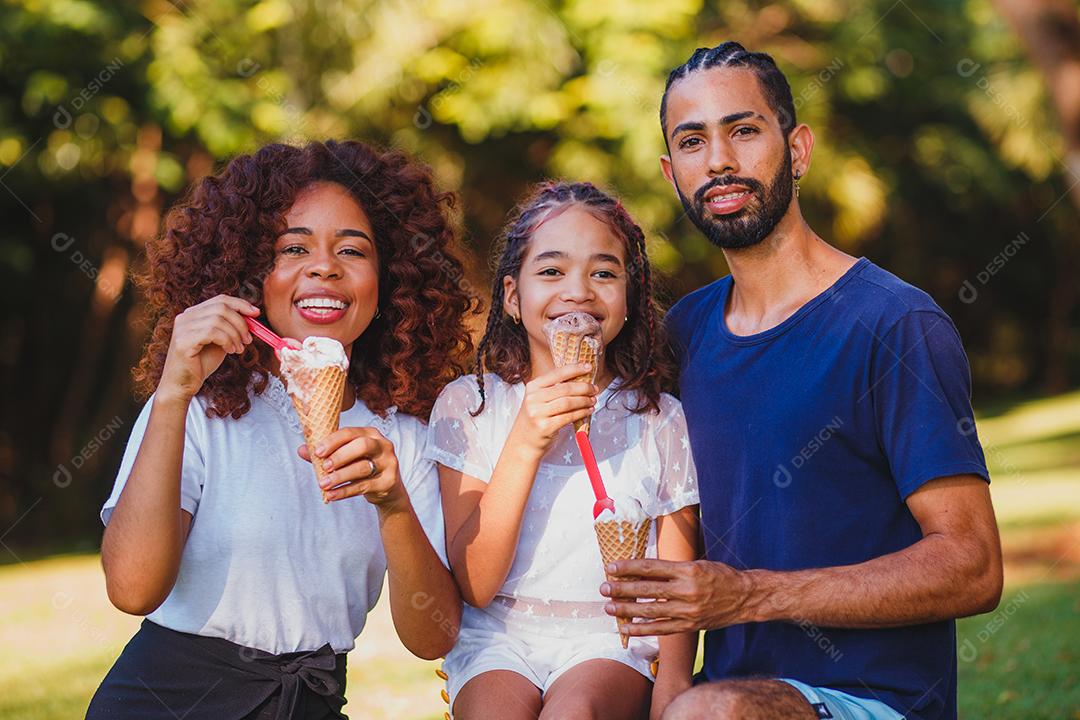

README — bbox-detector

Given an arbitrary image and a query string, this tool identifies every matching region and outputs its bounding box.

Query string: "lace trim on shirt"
[257,374,303,433]
[367,405,397,436]
[483,595,633,637]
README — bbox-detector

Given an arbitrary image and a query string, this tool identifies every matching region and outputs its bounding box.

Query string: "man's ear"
[660,154,679,197]
[502,275,519,319]
[789,123,815,177]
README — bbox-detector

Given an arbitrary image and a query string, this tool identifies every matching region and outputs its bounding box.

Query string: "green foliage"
[4,0,1075,379]
[0,0,1077,545]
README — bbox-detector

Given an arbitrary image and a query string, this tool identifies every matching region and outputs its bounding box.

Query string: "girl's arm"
[649,505,699,720]
[102,295,257,615]
[438,443,539,609]
[440,364,596,608]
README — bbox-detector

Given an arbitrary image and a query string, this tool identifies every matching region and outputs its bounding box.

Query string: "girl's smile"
[504,205,629,384]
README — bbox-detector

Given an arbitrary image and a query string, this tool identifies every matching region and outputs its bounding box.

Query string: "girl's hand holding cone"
[159,294,261,402]
[297,426,407,510]
[513,363,600,454]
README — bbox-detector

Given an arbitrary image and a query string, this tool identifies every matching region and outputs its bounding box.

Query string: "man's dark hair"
[660,41,796,140]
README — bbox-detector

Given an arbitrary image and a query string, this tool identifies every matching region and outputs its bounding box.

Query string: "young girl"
[427,181,700,719]
[89,140,474,720]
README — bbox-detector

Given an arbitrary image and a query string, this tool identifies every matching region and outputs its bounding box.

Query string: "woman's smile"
[263,181,380,349]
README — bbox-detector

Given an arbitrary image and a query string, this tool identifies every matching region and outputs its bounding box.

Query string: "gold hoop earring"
[511,313,520,325]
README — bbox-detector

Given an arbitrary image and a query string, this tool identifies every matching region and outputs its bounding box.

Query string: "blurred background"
[1,0,1077,718]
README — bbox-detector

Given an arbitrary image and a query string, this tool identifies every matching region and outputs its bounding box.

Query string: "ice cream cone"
[594,517,652,648]
[278,336,350,503]
[545,314,603,435]
[288,364,346,502]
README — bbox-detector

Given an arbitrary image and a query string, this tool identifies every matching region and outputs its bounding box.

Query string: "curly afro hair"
[133,140,478,420]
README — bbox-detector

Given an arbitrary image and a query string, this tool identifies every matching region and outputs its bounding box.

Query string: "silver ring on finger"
[364,458,378,479]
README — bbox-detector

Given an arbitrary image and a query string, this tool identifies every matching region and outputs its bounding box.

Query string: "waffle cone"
[550,329,600,434]
[287,365,347,502]
[594,518,652,648]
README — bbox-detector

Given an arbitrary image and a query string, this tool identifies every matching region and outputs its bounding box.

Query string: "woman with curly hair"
[425,181,700,719]
[88,140,475,720]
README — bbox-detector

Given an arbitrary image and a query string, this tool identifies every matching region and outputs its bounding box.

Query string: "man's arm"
[602,474,1003,635]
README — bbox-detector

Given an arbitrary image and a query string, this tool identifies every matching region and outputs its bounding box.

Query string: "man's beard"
[676,148,794,250]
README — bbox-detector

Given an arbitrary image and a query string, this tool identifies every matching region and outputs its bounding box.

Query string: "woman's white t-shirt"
[101,374,448,655]
[424,374,699,639]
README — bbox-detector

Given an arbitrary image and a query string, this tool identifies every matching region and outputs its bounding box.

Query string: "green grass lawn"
[2,391,1078,719]
[957,581,1079,719]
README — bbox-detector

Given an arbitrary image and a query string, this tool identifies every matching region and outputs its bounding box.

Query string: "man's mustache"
[693,176,764,207]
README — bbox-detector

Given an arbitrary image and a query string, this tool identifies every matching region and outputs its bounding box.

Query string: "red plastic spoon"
[244,317,301,358]
[576,429,616,519]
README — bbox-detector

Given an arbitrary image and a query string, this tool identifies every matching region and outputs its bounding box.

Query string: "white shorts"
[442,605,654,713]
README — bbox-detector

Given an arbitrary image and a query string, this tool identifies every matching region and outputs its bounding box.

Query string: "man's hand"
[600,558,755,637]
[602,475,1003,637]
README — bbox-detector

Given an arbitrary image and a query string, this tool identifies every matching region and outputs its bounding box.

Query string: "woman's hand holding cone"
[298,426,408,510]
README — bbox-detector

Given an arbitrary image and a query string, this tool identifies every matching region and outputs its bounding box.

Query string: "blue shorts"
[780,678,904,720]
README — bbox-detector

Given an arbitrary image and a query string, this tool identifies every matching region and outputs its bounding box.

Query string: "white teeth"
[296,297,347,310]
[709,191,749,202]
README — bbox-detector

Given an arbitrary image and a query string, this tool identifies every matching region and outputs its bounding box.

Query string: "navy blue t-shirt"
[667,258,989,720]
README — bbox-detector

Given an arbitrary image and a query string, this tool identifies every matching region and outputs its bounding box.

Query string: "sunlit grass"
[957,582,1080,719]
[977,390,1080,529]
[978,390,1080,447]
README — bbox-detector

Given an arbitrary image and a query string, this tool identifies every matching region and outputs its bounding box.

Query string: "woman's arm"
[439,364,597,608]
[101,393,194,615]
[101,295,257,615]
[649,505,699,720]
[378,493,462,659]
